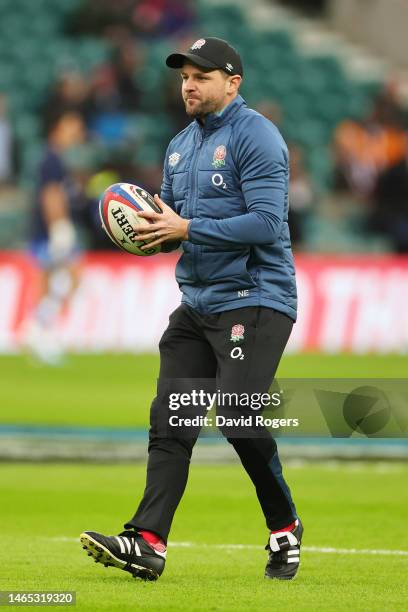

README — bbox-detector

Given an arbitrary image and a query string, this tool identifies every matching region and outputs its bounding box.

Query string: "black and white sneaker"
[264,518,303,580]
[80,530,166,581]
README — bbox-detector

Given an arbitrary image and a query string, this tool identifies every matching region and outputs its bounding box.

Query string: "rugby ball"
[99,183,162,256]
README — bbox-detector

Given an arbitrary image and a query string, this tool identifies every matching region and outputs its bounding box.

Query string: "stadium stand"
[0,0,405,252]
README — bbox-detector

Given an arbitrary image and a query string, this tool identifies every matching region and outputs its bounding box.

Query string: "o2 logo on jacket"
[212,173,227,189]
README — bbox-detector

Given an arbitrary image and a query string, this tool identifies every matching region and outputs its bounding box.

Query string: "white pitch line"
[302,546,408,556]
[169,543,408,556]
[51,537,408,556]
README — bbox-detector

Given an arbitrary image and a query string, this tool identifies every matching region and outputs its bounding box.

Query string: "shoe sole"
[264,557,300,580]
[265,572,298,580]
[79,533,159,581]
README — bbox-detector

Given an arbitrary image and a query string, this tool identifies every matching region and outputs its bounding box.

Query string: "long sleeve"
[188,117,287,247]
[160,145,181,253]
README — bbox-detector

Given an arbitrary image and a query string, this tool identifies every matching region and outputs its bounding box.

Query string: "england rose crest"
[212,145,226,168]
[230,324,245,342]
[191,39,206,50]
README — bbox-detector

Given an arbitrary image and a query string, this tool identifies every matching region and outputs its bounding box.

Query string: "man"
[22,109,86,364]
[80,38,302,581]
[369,145,408,252]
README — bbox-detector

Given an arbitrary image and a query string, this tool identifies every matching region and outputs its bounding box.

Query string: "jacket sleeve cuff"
[187,218,199,243]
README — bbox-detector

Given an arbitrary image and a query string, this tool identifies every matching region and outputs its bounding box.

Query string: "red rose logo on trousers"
[230,324,245,342]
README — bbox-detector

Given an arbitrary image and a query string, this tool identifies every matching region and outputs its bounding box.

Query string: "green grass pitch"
[0,354,407,609]
[0,353,406,427]
[1,462,407,611]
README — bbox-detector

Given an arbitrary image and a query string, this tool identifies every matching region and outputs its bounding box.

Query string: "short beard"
[185,98,219,118]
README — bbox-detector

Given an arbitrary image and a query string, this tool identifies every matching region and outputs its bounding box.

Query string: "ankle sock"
[139,530,166,552]
[270,519,297,534]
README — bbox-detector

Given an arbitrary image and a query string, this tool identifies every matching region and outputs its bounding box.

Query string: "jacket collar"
[195,95,246,134]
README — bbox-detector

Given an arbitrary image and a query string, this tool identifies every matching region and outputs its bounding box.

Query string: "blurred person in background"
[88,39,142,117]
[44,71,90,125]
[111,39,143,111]
[287,144,314,249]
[0,94,13,184]
[132,0,195,38]
[87,39,143,145]
[70,0,195,39]
[21,109,87,364]
[369,140,408,253]
[68,0,136,35]
[333,86,407,202]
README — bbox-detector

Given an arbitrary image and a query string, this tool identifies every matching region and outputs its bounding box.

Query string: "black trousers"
[125,304,297,542]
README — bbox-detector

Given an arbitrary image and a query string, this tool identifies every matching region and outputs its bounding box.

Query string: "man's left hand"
[135,195,190,249]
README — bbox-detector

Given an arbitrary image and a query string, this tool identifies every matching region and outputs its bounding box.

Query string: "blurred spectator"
[0,95,13,184]
[70,0,195,39]
[132,0,195,38]
[287,144,314,248]
[69,0,136,35]
[87,39,143,143]
[21,109,89,364]
[333,87,407,200]
[111,39,144,111]
[44,71,90,124]
[370,148,408,253]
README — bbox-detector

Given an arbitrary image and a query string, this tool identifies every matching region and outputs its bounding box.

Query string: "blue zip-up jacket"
[161,94,297,321]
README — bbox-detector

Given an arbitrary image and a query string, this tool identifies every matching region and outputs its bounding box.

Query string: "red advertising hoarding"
[0,252,407,353]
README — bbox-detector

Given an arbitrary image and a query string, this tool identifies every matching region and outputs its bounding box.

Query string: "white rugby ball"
[99,182,162,256]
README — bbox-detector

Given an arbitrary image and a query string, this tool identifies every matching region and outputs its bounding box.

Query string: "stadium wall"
[1,252,407,354]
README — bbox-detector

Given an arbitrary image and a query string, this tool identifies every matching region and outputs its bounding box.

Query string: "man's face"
[181,63,230,118]
[56,113,86,148]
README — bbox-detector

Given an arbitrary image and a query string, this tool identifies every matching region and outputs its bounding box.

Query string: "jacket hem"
[181,296,297,321]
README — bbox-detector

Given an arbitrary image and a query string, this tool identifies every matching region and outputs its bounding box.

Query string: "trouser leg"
[125,305,216,542]
[204,307,296,531]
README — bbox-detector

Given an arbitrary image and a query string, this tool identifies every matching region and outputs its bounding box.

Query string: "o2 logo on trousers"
[230,347,244,360]
[212,173,227,189]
